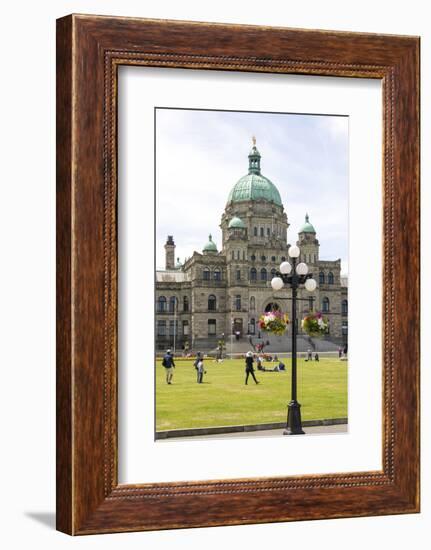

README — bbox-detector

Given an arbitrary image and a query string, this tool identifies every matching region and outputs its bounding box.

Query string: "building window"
[214,268,221,281]
[235,295,241,311]
[250,296,256,311]
[270,268,277,278]
[254,227,258,236]
[169,296,177,313]
[157,320,166,336]
[236,269,241,281]
[261,255,266,262]
[182,320,189,335]
[281,256,286,262]
[322,297,330,313]
[169,320,178,336]
[251,254,256,261]
[260,227,264,237]
[157,296,167,312]
[208,294,217,311]
[271,256,276,262]
[243,250,246,260]
[231,251,234,260]
[342,321,348,336]
[203,267,210,281]
[307,297,313,313]
[183,296,189,312]
[237,250,241,260]
[342,299,348,316]
[249,318,256,334]
[267,227,270,236]
[208,319,216,335]
[250,268,257,282]
[260,268,267,281]
[319,271,325,285]
[328,272,334,284]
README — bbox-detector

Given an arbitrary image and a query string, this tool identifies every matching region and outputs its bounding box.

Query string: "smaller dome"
[228,216,246,229]
[203,234,218,253]
[175,257,183,269]
[299,213,316,234]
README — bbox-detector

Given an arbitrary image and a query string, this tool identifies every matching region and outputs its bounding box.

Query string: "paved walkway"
[159,423,347,441]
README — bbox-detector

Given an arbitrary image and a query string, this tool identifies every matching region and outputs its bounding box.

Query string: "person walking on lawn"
[197,356,206,384]
[162,349,175,385]
[245,351,260,385]
[193,352,202,383]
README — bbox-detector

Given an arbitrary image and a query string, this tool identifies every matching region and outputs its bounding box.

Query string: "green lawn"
[156,357,347,431]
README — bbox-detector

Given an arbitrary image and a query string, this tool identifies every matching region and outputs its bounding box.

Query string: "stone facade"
[156,142,348,351]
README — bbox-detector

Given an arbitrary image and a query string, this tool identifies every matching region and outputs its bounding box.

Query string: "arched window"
[214,268,221,281]
[260,227,264,237]
[322,297,330,313]
[270,268,277,278]
[203,267,210,281]
[271,256,276,262]
[261,255,266,262]
[342,299,348,315]
[169,296,177,313]
[251,254,256,261]
[260,268,267,281]
[157,296,167,312]
[250,268,257,281]
[328,272,334,284]
[281,256,286,262]
[208,294,217,311]
[235,295,241,311]
[249,318,256,334]
[319,271,325,285]
[250,296,256,311]
[183,296,189,312]
[254,227,258,236]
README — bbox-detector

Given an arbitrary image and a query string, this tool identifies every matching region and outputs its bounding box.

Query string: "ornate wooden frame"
[56,14,420,534]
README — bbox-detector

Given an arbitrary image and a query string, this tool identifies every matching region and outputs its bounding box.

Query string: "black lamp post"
[271,245,317,435]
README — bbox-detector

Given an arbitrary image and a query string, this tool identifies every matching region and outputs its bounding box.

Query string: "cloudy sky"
[155,108,349,274]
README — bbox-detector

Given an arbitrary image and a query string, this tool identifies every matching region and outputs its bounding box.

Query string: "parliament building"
[155,140,348,351]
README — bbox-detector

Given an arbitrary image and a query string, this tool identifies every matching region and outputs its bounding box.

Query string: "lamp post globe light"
[271,245,317,435]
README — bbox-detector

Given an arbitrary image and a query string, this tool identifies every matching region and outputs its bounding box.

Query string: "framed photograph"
[56,14,420,534]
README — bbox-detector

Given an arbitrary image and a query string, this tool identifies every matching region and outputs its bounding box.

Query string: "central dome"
[227,173,282,206]
[226,139,283,207]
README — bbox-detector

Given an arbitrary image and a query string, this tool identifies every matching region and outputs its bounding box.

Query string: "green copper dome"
[227,138,283,207]
[228,216,246,229]
[299,213,316,234]
[203,234,218,253]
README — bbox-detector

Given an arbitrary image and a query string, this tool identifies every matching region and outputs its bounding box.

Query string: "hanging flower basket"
[301,312,329,337]
[258,311,290,336]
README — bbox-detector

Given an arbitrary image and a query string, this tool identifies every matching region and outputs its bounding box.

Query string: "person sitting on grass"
[162,349,175,385]
[245,351,260,385]
[256,355,264,371]
[274,360,286,371]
